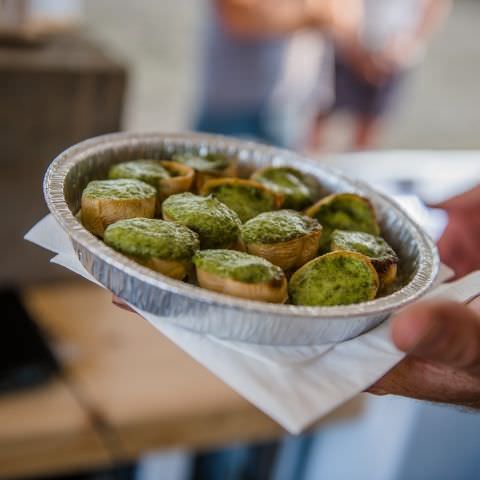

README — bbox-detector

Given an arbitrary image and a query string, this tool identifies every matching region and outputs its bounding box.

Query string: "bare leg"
[352,115,381,150]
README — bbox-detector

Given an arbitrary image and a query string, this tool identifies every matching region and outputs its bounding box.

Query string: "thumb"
[391,300,480,375]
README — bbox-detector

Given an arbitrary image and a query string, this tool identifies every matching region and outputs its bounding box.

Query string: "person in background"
[194,0,362,147]
[307,0,451,151]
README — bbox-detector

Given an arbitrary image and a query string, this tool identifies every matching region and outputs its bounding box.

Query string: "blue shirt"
[197,6,286,113]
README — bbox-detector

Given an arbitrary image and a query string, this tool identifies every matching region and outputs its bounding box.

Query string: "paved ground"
[83,0,480,149]
[383,0,480,149]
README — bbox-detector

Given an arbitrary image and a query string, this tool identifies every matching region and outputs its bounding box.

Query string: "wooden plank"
[22,282,284,458]
[0,378,111,479]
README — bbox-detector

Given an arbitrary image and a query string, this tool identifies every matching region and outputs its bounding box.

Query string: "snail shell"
[157,160,195,202]
[242,210,322,271]
[81,179,156,237]
[246,229,321,272]
[194,161,238,193]
[140,257,189,280]
[196,268,288,303]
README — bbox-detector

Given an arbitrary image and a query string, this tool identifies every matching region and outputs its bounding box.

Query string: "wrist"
[369,357,480,409]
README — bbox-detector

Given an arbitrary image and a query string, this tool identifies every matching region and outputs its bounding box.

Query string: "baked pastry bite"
[330,230,399,287]
[305,192,380,250]
[172,152,237,192]
[193,249,287,303]
[108,159,169,184]
[108,159,194,207]
[289,251,379,306]
[251,166,314,210]
[200,178,283,222]
[104,218,199,280]
[162,192,242,249]
[81,179,156,237]
[241,210,322,271]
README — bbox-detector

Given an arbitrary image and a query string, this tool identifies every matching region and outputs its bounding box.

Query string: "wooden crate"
[0,33,127,285]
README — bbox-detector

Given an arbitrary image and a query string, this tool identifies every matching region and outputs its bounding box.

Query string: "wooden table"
[0,281,362,478]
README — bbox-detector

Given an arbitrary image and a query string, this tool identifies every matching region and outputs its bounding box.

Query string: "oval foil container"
[44,132,439,345]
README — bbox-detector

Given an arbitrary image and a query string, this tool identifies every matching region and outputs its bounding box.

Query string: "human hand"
[368,298,480,409]
[434,185,480,279]
[344,34,418,86]
[334,39,393,87]
[112,295,135,312]
[378,34,419,73]
[356,53,393,86]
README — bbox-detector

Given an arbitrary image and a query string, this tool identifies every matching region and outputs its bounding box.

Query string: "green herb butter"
[307,193,380,249]
[108,160,170,187]
[104,218,199,261]
[193,250,284,284]
[252,167,313,210]
[162,193,241,248]
[289,251,378,306]
[331,230,397,263]
[82,179,157,200]
[208,183,277,223]
[172,152,230,172]
[242,210,321,244]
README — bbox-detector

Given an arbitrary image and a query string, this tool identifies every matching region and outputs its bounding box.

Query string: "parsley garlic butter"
[80,155,400,307]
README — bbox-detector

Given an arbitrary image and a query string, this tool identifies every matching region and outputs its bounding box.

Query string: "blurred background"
[83,0,480,149]
[1,1,480,479]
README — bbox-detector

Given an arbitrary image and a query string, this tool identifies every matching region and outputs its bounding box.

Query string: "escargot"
[241,210,322,271]
[81,179,156,237]
[289,251,379,306]
[193,249,287,303]
[201,177,283,222]
[104,218,200,280]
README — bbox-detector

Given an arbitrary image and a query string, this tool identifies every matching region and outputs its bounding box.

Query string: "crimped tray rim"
[44,131,440,320]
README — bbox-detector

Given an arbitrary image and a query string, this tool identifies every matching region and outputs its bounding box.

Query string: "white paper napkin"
[25,215,480,433]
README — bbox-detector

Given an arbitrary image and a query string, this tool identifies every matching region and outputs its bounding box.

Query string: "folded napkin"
[25,214,480,433]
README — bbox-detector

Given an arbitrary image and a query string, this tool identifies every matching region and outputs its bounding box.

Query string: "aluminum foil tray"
[44,132,439,345]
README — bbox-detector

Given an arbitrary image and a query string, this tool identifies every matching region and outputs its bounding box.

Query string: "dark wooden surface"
[0,33,127,286]
[0,281,363,478]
